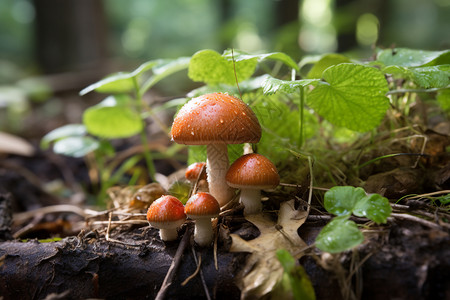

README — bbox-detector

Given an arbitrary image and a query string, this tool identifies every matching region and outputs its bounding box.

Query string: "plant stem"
[133,77,156,181]
[299,86,305,148]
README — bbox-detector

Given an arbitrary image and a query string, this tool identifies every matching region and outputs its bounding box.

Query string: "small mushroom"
[184,192,220,247]
[171,93,262,207]
[146,195,186,241]
[185,162,208,192]
[226,153,280,215]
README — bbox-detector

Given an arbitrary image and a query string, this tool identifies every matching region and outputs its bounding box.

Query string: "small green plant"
[274,249,316,300]
[42,58,190,202]
[315,186,392,253]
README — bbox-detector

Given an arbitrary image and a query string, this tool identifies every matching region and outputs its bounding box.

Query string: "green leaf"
[79,60,159,95]
[383,65,450,88]
[376,48,450,67]
[262,76,319,95]
[223,49,299,71]
[306,53,352,79]
[324,186,367,216]
[141,57,191,93]
[353,193,392,224]
[411,66,450,89]
[53,136,100,158]
[188,49,258,85]
[41,124,86,149]
[275,249,316,300]
[307,63,389,132]
[83,95,143,138]
[437,89,450,112]
[315,216,364,253]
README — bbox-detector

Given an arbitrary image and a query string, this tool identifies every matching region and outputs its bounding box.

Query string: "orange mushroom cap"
[185,162,207,182]
[146,195,186,228]
[171,93,261,145]
[185,192,220,219]
[226,153,280,190]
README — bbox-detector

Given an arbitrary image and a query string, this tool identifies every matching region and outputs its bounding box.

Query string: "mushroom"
[185,162,208,192]
[184,192,220,247]
[171,93,261,206]
[146,195,186,241]
[226,153,280,215]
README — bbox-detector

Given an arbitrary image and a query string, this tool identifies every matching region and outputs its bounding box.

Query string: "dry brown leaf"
[0,131,35,156]
[229,199,308,299]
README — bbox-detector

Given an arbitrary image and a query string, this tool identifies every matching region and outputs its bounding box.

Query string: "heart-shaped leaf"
[353,193,392,224]
[41,124,87,149]
[307,63,389,132]
[315,216,364,253]
[53,136,100,158]
[83,95,143,138]
[188,49,258,85]
[324,186,366,216]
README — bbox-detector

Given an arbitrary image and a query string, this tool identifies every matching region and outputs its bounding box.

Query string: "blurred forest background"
[0,0,449,139]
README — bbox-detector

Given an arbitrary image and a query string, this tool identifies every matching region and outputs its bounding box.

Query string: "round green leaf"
[353,193,392,224]
[307,63,390,132]
[41,124,86,149]
[83,96,143,138]
[53,136,99,158]
[188,49,258,85]
[316,217,364,253]
[324,186,366,216]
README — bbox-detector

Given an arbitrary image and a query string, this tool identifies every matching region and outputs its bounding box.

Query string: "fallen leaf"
[229,200,308,299]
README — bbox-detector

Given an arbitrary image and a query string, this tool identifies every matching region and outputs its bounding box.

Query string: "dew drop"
[220,119,224,124]
[242,112,246,116]
[191,131,195,136]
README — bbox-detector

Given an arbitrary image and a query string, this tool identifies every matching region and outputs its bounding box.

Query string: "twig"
[389,213,442,230]
[181,253,202,286]
[214,223,219,271]
[191,245,211,300]
[279,182,330,191]
[155,226,192,300]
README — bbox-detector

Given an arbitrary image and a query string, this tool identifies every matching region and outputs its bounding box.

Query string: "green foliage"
[304,53,352,79]
[307,64,390,132]
[315,216,364,254]
[262,76,319,95]
[316,186,392,253]
[42,46,449,206]
[376,48,450,67]
[83,95,143,138]
[275,249,316,300]
[188,49,298,85]
[324,186,367,216]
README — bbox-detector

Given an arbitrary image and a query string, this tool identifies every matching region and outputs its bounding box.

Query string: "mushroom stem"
[240,189,262,215]
[206,143,235,206]
[159,228,178,241]
[193,218,214,247]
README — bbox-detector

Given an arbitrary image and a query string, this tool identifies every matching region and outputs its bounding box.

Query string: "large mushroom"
[226,153,280,215]
[171,93,261,206]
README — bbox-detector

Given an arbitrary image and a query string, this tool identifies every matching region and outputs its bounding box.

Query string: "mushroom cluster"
[147,92,279,246]
[146,192,220,246]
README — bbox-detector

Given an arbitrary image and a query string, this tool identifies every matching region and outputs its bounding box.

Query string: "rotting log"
[0,228,243,300]
[1,217,449,299]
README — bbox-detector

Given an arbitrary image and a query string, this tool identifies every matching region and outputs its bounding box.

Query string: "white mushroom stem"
[193,218,214,247]
[206,143,235,206]
[159,228,178,241]
[240,189,262,215]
